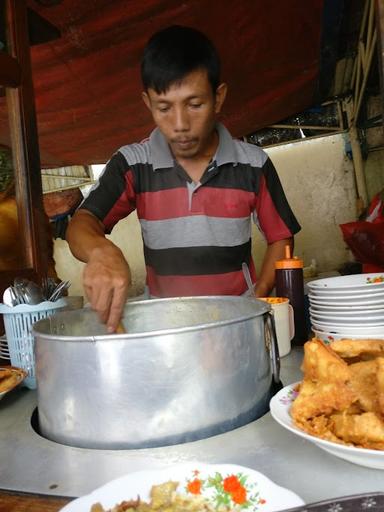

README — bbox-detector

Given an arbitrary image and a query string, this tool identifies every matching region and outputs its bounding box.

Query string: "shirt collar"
[149,122,238,171]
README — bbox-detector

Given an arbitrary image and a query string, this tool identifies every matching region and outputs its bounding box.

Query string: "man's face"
[142,69,227,160]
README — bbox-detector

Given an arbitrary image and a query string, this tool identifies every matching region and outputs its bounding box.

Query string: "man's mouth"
[172,139,197,148]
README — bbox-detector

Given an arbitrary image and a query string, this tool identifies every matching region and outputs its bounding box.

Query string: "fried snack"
[377,358,384,414]
[349,359,379,413]
[91,480,234,512]
[291,338,384,450]
[330,411,384,450]
[291,339,357,422]
[331,339,384,360]
[301,338,351,382]
[0,368,20,392]
[150,481,178,508]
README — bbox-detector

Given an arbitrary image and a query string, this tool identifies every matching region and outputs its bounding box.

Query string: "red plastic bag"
[365,191,384,223]
[340,220,384,266]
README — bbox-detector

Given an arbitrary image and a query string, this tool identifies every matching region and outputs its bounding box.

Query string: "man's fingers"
[107,285,128,333]
[92,287,113,324]
[84,278,113,324]
[82,251,131,331]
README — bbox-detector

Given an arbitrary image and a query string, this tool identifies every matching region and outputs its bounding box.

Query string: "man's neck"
[176,131,219,182]
[176,155,213,182]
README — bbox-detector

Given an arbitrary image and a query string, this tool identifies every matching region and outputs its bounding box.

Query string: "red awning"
[1,0,324,166]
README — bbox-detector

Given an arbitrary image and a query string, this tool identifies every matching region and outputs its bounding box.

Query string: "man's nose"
[173,107,189,131]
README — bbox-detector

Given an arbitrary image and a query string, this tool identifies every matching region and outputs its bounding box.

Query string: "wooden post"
[376,0,384,104]
[4,0,48,277]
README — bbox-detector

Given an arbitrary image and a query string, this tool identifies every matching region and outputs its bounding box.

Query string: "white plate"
[309,298,384,309]
[308,289,384,300]
[60,463,304,512]
[309,306,384,317]
[309,311,384,324]
[311,321,384,335]
[312,329,384,343]
[270,383,384,470]
[309,315,384,330]
[308,293,384,304]
[308,273,384,292]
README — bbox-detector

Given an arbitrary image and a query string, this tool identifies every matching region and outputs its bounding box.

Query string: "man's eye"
[158,106,170,113]
[190,103,202,109]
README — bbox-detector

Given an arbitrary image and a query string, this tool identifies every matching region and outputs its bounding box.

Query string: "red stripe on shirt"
[255,174,293,243]
[137,187,255,220]
[146,266,257,297]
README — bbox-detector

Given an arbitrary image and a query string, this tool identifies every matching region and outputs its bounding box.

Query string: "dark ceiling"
[0,0,344,166]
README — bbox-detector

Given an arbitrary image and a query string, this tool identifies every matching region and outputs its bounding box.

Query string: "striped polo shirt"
[80,123,301,297]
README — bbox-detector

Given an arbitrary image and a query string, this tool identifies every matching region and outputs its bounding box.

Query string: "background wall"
[260,133,357,272]
[54,132,357,297]
[365,95,384,200]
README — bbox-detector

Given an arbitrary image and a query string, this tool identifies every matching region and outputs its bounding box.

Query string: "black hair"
[141,25,221,94]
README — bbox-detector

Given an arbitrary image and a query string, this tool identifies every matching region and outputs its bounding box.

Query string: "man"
[66,25,301,332]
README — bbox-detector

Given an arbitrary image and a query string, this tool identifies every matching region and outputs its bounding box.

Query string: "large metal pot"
[33,296,279,449]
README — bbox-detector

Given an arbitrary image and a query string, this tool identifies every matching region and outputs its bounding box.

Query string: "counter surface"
[0,348,384,506]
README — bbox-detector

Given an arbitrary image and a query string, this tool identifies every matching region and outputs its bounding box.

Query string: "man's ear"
[214,83,227,114]
[142,91,152,111]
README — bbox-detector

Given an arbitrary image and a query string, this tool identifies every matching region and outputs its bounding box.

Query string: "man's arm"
[66,209,131,332]
[254,237,293,297]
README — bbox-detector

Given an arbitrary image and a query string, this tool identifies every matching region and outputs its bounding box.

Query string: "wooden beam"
[0,50,21,87]
[268,124,341,132]
[376,0,384,104]
[0,6,61,48]
[5,0,48,276]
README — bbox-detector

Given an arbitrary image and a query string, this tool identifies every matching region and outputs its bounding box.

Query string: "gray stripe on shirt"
[119,141,152,166]
[234,140,269,168]
[140,216,251,249]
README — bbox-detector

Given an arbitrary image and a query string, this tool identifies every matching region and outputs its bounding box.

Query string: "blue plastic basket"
[0,299,66,389]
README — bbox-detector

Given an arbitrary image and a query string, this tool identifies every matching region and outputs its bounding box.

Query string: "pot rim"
[32,295,271,342]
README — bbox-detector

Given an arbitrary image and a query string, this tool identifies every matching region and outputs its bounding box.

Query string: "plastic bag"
[340,190,384,267]
[340,220,384,266]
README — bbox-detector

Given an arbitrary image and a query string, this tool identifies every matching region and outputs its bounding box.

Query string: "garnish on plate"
[366,276,384,284]
[185,469,266,509]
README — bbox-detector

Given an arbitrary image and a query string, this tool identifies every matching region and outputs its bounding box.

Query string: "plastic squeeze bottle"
[275,245,307,346]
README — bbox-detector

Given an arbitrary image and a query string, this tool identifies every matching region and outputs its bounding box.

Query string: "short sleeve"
[79,151,136,233]
[253,157,301,243]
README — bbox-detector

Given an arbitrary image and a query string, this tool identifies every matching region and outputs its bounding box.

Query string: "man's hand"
[66,209,132,332]
[84,245,131,332]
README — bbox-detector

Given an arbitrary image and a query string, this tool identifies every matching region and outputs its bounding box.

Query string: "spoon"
[242,262,256,297]
[48,280,70,301]
[24,281,44,305]
[2,287,15,307]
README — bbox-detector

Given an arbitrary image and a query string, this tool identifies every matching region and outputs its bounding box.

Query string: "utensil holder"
[0,299,66,389]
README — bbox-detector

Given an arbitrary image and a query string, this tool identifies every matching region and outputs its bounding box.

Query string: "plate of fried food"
[60,463,304,512]
[0,366,26,399]
[270,338,384,469]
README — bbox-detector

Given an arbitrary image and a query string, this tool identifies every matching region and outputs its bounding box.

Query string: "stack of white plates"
[307,273,384,342]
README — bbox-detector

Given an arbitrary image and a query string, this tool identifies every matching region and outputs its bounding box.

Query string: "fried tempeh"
[331,339,384,360]
[0,368,19,392]
[301,338,352,383]
[291,339,357,422]
[330,411,384,450]
[291,338,384,450]
[349,359,380,413]
[376,357,384,415]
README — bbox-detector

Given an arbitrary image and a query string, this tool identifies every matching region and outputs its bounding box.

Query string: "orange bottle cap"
[275,245,303,269]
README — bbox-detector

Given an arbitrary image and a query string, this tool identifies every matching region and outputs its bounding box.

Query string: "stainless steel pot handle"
[264,311,280,384]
